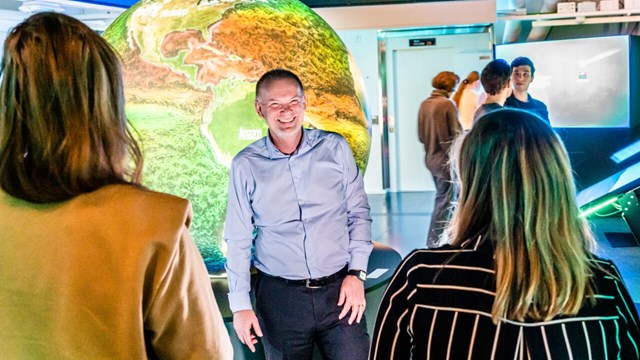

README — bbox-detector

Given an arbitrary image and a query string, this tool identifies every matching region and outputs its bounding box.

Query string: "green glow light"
[579,197,619,218]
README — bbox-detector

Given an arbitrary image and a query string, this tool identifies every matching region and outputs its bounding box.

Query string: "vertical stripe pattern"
[368,241,640,360]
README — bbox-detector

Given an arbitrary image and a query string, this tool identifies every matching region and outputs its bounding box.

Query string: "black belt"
[260,265,348,289]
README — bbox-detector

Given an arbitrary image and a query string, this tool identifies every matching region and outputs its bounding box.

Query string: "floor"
[368,191,640,306]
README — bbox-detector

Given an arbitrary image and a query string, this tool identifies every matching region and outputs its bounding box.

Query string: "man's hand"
[337,275,366,325]
[233,309,263,352]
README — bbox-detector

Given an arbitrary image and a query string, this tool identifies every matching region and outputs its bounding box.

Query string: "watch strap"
[347,269,366,281]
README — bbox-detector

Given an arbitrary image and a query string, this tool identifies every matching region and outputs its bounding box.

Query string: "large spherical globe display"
[102,0,371,273]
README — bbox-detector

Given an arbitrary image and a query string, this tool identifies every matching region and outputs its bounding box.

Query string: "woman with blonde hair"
[451,70,481,130]
[370,109,639,359]
[0,12,233,358]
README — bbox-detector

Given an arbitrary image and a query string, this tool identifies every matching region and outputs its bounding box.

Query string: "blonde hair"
[451,71,479,108]
[0,12,143,203]
[447,109,597,322]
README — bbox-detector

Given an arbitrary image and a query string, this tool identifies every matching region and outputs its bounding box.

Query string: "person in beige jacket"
[0,12,233,359]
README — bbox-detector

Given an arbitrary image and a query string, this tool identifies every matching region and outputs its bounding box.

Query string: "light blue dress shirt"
[224,128,373,312]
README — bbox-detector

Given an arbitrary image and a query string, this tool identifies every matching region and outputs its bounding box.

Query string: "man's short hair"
[480,59,512,96]
[256,68,304,98]
[511,56,536,75]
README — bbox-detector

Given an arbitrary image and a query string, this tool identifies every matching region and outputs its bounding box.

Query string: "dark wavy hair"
[0,12,143,203]
[511,56,536,75]
[480,59,512,96]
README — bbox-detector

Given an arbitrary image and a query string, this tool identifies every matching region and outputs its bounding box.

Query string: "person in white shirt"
[452,71,482,130]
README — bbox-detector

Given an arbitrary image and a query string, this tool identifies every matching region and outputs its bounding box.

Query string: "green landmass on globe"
[103,0,371,273]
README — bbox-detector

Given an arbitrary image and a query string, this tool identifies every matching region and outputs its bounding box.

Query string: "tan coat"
[0,185,233,359]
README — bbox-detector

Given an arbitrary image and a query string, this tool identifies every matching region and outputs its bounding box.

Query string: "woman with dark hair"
[0,12,233,358]
[370,109,639,359]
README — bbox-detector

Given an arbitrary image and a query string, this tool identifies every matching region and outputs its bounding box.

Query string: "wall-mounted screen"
[496,36,632,128]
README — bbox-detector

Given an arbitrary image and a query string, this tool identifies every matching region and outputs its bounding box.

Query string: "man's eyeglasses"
[258,98,304,112]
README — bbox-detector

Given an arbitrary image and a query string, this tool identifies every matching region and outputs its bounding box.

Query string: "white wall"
[336,29,384,193]
[0,11,27,58]
[0,30,6,56]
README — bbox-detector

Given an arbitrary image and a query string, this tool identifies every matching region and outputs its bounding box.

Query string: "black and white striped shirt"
[369,239,640,360]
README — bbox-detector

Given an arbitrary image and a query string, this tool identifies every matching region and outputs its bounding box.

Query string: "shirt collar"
[512,93,533,103]
[265,127,321,159]
[431,89,449,98]
[458,235,494,253]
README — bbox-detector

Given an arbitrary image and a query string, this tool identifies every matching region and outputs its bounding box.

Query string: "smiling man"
[224,69,373,359]
[505,56,550,123]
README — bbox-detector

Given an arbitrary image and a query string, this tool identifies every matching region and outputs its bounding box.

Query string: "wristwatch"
[347,269,367,282]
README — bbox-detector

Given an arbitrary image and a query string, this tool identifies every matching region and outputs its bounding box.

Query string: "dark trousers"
[254,273,369,360]
[427,176,454,248]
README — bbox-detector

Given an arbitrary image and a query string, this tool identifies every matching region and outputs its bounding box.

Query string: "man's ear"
[500,83,512,98]
[255,100,264,118]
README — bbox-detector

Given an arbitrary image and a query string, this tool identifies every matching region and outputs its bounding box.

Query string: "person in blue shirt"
[505,56,550,123]
[224,68,373,359]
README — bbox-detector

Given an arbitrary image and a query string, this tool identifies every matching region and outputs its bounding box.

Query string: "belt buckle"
[306,279,322,289]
